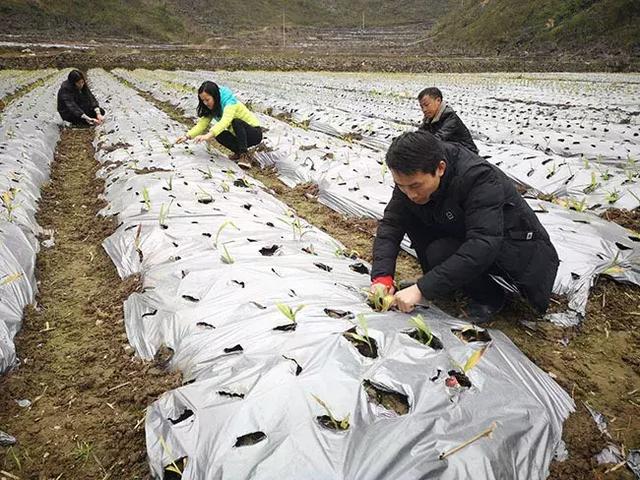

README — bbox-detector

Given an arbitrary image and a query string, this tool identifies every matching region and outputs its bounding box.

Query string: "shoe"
[237,152,253,170]
[466,299,504,325]
[228,152,240,161]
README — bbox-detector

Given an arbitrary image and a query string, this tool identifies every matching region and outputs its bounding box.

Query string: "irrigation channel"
[0,69,638,480]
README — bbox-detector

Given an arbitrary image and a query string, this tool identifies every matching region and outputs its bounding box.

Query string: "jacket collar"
[429,148,455,202]
[430,101,448,124]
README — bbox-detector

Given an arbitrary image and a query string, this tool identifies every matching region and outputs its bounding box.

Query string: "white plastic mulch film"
[91,69,575,479]
[111,69,640,326]
[0,69,56,100]
[0,70,64,373]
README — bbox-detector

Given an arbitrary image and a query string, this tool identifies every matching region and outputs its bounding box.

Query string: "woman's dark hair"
[68,69,86,86]
[197,81,222,118]
[385,130,445,175]
[417,87,443,101]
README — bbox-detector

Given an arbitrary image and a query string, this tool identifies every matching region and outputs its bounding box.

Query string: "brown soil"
[363,380,410,416]
[107,79,640,479]
[0,128,181,479]
[601,208,640,234]
[1,45,637,73]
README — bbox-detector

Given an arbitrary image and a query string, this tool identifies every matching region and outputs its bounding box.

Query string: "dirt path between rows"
[0,127,180,479]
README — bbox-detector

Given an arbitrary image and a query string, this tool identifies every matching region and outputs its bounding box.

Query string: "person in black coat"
[371,130,558,323]
[418,87,479,154]
[57,70,105,126]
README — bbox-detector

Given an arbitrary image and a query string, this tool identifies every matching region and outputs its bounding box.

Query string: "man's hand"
[95,113,104,125]
[194,133,213,143]
[175,135,189,144]
[394,284,423,313]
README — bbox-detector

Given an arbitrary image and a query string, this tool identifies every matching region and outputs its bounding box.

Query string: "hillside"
[430,0,640,54]
[0,0,187,42]
[0,0,453,42]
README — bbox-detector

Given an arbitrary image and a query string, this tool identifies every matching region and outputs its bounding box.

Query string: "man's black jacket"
[420,105,479,154]
[57,80,99,120]
[371,142,559,314]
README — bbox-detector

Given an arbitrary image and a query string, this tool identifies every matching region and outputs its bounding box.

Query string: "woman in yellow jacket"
[176,81,261,169]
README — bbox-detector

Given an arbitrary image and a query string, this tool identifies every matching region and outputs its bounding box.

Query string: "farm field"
[0,69,638,479]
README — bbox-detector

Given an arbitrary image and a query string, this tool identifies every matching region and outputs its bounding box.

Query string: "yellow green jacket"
[187,102,260,138]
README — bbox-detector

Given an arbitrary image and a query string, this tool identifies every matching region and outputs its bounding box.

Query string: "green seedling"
[196,186,213,203]
[546,162,557,178]
[380,161,389,183]
[583,172,599,194]
[605,189,620,204]
[166,175,173,191]
[276,303,305,323]
[568,197,588,212]
[601,169,612,181]
[279,212,312,241]
[627,155,636,167]
[311,394,350,430]
[1,188,20,222]
[73,440,93,466]
[409,314,434,346]
[348,313,374,352]
[141,187,151,211]
[197,167,214,180]
[1,272,24,286]
[367,284,394,312]
[7,446,21,470]
[220,243,234,264]
[134,224,142,251]
[334,245,359,259]
[161,136,173,154]
[159,436,183,477]
[604,251,623,276]
[302,244,316,255]
[159,200,172,228]
[214,220,239,248]
[463,344,489,373]
[220,180,230,193]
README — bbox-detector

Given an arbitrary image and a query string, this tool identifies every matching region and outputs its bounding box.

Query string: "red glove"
[371,275,394,290]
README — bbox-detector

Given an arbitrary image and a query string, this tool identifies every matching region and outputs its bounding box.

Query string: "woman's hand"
[175,135,190,144]
[194,133,213,143]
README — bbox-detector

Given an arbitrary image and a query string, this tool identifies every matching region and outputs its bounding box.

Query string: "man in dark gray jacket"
[418,87,479,154]
[371,130,558,323]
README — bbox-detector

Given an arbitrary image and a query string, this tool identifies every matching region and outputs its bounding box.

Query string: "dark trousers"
[417,237,505,308]
[60,107,105,126]
[215,119,262,154]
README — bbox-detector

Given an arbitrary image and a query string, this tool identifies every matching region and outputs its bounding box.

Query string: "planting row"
[213,70,640,164]
[0,70,65,373]
[113,69,640,326]
[134,68,640,213]
[91,69,574,479]
[0,69,56,103]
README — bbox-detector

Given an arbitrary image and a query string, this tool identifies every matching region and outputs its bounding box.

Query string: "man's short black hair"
[417,87,443,101]
[386,130,445,175]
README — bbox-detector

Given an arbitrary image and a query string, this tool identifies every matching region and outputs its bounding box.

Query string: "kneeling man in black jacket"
[371,130,559,323]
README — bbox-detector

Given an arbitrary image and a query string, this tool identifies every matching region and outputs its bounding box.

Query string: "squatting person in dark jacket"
[418,87,478,154]
[370,130,559,323]
[57,70,105,126]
